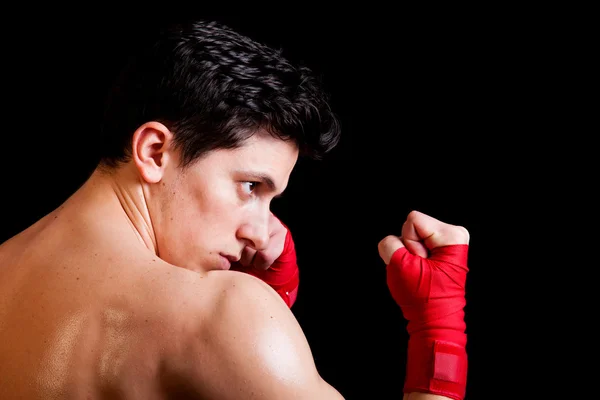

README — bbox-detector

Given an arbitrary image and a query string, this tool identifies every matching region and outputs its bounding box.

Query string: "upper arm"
[168,271,344,400]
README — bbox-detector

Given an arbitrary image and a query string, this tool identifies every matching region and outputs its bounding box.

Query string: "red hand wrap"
[233,228,300,308]
[387,244,469,400]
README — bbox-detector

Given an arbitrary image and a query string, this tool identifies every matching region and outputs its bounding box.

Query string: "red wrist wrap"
[235,229,300,308]
[387,244,469,400]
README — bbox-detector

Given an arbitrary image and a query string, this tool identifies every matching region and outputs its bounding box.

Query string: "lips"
[220,254,241,263]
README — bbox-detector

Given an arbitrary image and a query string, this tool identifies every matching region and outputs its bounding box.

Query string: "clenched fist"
[231,213,300,308]
[378,210,470,400]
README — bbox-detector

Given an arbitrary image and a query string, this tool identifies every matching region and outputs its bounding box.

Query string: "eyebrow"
[237,171,284,198]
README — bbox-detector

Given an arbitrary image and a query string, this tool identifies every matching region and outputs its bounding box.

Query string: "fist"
[378,210,470,264]
[384,211,471,400]
[231,213,300,308]
[378,210,470,318]
[238,212,288,271]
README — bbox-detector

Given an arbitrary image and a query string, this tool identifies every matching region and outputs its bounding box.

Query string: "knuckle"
[254,253,273,270]
[449,224,470,244]
[406,210,421,222]
[378,235,397,251]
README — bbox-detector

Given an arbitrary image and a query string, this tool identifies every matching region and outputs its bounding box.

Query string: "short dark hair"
[98,20,341,169]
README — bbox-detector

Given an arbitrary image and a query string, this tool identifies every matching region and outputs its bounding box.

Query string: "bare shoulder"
[162,270,344,400]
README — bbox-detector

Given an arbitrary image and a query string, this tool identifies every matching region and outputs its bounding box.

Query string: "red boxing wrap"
[232,228,300,308]
[387,245,469,400]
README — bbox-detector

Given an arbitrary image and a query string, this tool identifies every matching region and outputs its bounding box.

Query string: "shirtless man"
[0,20,470,399]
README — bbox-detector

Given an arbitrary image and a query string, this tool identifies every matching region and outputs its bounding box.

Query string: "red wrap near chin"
[386,244,469,400]
[232,228,300,308]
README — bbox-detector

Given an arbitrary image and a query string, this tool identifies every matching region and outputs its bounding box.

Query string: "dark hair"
[98,20,341,169]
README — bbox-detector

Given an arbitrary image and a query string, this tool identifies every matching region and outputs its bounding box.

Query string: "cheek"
[207,186,243,226]
[159,177,246,251]
[187,180,241,233]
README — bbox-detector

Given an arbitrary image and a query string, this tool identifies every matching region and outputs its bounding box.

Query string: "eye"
[241,181,259,195]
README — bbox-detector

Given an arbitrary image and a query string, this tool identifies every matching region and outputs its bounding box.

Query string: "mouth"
[220,254,241,263]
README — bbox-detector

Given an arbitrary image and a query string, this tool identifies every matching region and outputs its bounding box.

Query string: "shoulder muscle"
[167,271,343,399]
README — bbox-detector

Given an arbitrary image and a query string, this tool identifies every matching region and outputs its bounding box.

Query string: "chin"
[215,255,232,271]
[168,254,231,273]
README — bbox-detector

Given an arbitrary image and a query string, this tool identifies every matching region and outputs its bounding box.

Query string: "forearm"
[387,243,469,400]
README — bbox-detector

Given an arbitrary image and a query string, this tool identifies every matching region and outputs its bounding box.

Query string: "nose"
[237,211,270,251]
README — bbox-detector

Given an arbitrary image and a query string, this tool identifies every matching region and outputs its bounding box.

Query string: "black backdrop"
[1,9,487,399]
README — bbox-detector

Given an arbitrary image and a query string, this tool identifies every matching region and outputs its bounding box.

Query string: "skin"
[0,120,462,399]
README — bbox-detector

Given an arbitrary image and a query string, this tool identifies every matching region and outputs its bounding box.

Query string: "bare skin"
[0,207,333,399]
[0,121,460,399]
[0,123,343,399]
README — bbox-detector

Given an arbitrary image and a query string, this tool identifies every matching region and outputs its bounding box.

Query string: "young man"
[0,20,470,399]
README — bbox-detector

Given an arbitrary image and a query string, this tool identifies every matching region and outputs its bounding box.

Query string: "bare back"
[0,207,232,399]
[0,202,343,400]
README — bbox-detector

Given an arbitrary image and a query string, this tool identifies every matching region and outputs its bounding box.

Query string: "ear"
[131,121,175,183]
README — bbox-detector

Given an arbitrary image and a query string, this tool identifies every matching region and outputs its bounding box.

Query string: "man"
[0,20,469,399]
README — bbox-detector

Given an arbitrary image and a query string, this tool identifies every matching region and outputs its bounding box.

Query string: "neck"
[80,164,158,254]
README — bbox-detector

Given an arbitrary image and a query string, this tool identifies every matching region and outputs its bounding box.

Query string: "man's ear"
[131,121,175,183]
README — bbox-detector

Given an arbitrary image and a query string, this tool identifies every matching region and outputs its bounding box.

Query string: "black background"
[0,7,517,399]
